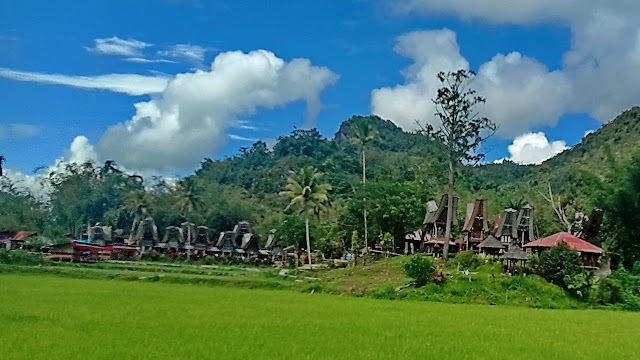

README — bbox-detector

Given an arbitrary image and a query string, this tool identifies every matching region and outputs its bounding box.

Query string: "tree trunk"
[443,157,455,261]
[362,147,368,254]
[305,216,312,267]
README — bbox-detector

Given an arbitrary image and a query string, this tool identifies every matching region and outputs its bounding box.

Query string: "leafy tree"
[340,180,424,250]
[422,70,496,260]
[605,155,640,268]
[350,118,379,252]
[280,166,332,266]
[539,242,593,298]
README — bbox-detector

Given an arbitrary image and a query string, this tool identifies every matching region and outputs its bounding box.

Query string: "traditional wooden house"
[0,230,37,250]
[421,194,458,254]
[159,226,184,251]
[129,217,159,253]
[215,231,236,254]
[495,208,517,245]
[493,205,535,248]
[575,208,604,242]
[180,222,195,256]
[237,233,260,256]
[523,232,603,268]
[193,226,210,253]
[88,224,112,246]
[477,235,505,256]
[515,205,535,246]
[462,197,489,252]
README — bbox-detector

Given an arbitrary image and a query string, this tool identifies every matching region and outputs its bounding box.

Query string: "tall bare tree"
[425,70,496,260]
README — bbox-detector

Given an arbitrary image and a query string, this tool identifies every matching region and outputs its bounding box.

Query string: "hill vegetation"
[2,108,640,267]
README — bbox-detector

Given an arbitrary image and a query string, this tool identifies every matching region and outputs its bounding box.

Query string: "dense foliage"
[538,243,593,298]
[1,108,640,268]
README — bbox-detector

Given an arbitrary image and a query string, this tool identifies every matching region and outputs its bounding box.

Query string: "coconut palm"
[174,179,202,221]
[350,118,379,253]
[280,166,332,266]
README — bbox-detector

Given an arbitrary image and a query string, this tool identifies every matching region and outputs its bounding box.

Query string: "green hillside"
[2,109,640,266]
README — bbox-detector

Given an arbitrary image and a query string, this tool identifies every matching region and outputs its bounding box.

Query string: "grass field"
[1,274,639,359]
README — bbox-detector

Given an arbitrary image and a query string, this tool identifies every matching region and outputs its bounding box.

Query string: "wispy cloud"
[158,44,208,63]
[228,134,259,142]
[0,68,169,96]
[0,123,41,140]
[124,57,177,64]
[86,36,151,57]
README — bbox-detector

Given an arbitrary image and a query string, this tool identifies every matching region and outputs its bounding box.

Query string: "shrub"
[632,261,640,275]
[596,277,624,304]
[0,249,44,265]
[372,285,396,300]
[452,251,482,270]
[404,255,437,287]
[539,243,592,298]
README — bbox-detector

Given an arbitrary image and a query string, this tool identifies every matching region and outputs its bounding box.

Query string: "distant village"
[0,193,605,271]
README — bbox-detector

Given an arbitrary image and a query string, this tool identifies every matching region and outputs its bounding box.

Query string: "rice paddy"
[1,274,638,359]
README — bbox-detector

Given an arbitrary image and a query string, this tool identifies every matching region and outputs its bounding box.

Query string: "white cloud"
[584,129,595,138]
[371,29,468,131]
[124,57,177,64]
[83,50,338,173]
[0,123,40,140]
[86,36,151,57]
[65,136,98,164]
[507,132,567,165]
[0,68,169,96]
[375,2,640,138]
[228,134,258,142]
[1,169,48,199]
[158,44,208,63]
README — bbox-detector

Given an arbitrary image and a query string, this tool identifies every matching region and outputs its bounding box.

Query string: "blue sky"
[0,1,634,178]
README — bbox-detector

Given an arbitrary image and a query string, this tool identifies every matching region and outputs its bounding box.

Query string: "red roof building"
[0,230,37,250]
[524,232,602,268]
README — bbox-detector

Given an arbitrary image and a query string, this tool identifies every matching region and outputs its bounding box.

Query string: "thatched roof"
[501,245,531,260]
[478,235,504,249]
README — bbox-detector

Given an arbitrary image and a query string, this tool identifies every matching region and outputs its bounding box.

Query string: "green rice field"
[1,274,638,360]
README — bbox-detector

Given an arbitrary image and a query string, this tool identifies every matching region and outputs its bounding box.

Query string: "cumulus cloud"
[0,123,40,140]
[65,136,98,164]
[82,50,338,173]
[86,36,151,57]
[506,132,567,165]
[0,68,169,96]
[158,44,208,64]
[375,2,640,138]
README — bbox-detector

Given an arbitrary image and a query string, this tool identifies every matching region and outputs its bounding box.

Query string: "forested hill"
[191,108,640,254]
[3,108,640,266]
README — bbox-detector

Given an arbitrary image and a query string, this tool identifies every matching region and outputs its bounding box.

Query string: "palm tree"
[280,166,332,266]
[350,118,379,253]
[174,179,202,222]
